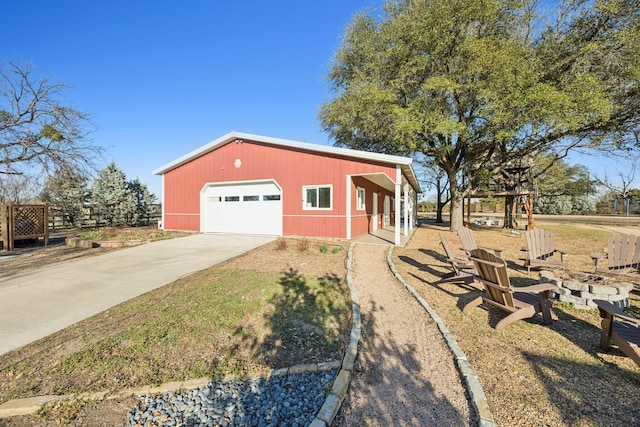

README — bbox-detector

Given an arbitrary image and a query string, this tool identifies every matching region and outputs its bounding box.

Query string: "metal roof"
[153,131,421,192]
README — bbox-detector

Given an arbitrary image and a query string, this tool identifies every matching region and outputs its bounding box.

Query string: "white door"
[384,195,391,226]
[202,181,282,235]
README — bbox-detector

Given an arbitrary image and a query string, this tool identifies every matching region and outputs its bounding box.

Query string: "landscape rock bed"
[540,269,634,310]
[128,370,336,427]
[65,236,145,248]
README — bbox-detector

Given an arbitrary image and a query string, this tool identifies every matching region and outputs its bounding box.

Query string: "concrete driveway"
[0,234,274,356]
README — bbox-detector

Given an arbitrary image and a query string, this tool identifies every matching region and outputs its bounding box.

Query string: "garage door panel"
[203,181,282,235]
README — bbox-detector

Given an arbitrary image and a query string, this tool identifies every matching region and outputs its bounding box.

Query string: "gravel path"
[335,243,475,426]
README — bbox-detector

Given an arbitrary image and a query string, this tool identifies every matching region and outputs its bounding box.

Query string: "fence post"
[7,203,14,251]
[1,205,7,251]
[43,205,49,246]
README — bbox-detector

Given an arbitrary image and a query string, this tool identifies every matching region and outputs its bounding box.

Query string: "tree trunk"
[445,168,465,231]
[435,178,445,223]
[436,201,445,223]
[523,195,536,230]
[449,186,464,231]
[504,196,516,228]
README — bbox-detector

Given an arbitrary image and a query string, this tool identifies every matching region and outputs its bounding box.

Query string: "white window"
[303,185,332,210]
[357,187,365,210]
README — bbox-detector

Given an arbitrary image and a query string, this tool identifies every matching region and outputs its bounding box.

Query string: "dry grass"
[393,221,640,427]
[0,237,351,426]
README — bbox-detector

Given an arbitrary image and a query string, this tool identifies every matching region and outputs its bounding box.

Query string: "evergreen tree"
[127,178,156,226]
[40,167,88,227]
[90,162,134,227]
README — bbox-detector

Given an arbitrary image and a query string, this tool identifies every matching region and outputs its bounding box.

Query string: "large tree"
[0,61,101,177]
[320,0,640,230]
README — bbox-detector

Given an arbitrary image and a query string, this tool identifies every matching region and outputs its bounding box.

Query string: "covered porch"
[352,225,416,246]
[347,163,420,245]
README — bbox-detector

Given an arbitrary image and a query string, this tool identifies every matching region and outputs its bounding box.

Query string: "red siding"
[162,139,400,238]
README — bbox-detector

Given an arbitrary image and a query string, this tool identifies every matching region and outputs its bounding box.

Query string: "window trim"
[302,185,333,210]
[356,187,366,211]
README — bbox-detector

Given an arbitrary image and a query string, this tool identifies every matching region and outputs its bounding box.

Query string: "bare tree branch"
[0,61,104,178]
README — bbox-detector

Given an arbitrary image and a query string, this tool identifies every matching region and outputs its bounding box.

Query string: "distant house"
[153,131,420,244]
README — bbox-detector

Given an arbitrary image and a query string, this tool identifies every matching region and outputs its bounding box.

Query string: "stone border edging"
[0,242,362,425]
[309,241,360,427]
[386,246,497,427]
[0,360,343,418]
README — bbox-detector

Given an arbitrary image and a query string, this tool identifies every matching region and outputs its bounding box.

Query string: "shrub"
[571,195,596,214]
[297,237,309,252]
[320,244,328,254]
[275,237,287,250]
[534,195,572,214]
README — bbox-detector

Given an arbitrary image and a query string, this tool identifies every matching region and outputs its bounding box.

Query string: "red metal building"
[153,132,420,244]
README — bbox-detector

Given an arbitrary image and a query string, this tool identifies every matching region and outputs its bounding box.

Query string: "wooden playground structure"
[464,160,536,229]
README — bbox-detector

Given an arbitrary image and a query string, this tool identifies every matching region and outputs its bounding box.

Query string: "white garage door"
[202,181,282,235]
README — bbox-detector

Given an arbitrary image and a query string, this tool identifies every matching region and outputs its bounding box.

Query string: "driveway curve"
[0,234,274,356]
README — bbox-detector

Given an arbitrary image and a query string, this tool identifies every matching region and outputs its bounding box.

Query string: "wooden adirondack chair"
[523,229,567,275]
[457,227,503,258]
[594,299,640,367]
[592,234,640,284]
[463,248,556,330]
[437,233,475,285]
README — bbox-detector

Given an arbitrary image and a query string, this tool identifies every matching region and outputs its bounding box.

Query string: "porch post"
[411,189,418,227]
[395,166,401,245]
[403,183,409,236]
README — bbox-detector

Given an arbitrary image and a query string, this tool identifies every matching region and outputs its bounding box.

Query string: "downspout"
[346,175,352,239]
[160,175,165,230]
[395,166,401,245]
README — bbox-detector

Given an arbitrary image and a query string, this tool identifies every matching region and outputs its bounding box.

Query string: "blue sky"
[2,1,636,201]
[3,1,382,199]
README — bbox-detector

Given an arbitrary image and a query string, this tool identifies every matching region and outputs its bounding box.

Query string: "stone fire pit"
[540,270,634,310]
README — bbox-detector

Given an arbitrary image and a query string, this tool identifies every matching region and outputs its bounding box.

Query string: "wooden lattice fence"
[1,204,49,251]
